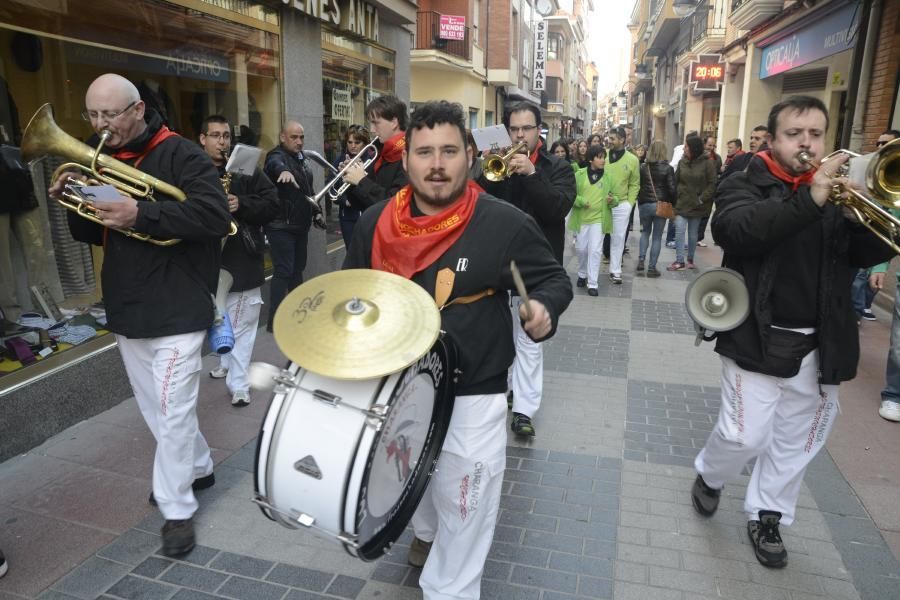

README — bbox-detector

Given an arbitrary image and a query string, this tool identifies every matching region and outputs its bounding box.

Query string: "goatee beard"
[411,179,469,212]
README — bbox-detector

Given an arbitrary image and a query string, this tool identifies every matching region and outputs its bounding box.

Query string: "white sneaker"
[879,400,900,422]
[232,390,250,407]
[209,367,228,379]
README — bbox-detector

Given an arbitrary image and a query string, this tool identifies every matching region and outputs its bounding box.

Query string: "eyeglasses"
[508,125,538,135]
[204,132,232,141]
[876,140,892,147]
[81,101,137,122]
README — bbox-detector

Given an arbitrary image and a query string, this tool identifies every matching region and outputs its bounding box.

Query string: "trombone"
[483,141,528,182]
[797,138,900,253]
[305,138,379,211]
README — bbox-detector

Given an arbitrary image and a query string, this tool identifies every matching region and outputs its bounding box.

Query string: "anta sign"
[283,0,380,42]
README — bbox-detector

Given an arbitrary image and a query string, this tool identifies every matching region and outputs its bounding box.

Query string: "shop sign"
[439,15,466,41]
[283,0,380,42]
[69,43,230,83]
[532,19,546,92]
[759,2,858,79]
[689,54,725,92]
[332,88,352,122]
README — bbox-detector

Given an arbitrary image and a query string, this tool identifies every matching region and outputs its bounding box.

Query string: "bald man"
[49,73,231,558]
[262,120,319,330]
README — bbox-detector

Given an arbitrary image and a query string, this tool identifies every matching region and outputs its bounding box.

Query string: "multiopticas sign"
[282,0,380,42]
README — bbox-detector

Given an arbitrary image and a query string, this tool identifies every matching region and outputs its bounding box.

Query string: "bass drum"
[254,337,456,560]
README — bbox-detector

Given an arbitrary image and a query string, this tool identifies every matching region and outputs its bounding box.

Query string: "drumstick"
[510,260,534,321]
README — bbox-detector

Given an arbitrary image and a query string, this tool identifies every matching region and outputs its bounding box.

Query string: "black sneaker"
[150,473,216,506]
[646,267,661,278]
[861,309,876,321]
[0,548,7,578]
[636,260,645,272]
[161,519,195,557]
[747,510,788,568]
[511,412,536,437]
[691,474,721,517]
[587,288,599,297]
[610,274,623,285]
[576,277,587,288]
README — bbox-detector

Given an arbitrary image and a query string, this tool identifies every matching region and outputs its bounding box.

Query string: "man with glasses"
[49,73,232,558]
[263,120,320,332]
[340,95,409,209]
[199,115,278,406]
[478,101,575,437]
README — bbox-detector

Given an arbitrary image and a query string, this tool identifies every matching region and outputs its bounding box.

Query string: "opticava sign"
[759,3,858,79]
[282,0,380,42]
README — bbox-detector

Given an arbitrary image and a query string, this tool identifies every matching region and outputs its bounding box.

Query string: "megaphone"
[684,267,750,346]
[208,269,235,354]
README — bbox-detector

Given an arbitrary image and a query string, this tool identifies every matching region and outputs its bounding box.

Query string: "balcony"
[690,0,727,54]
[413,11,472,63]
[729,0,782,30]
[645,0,682,54]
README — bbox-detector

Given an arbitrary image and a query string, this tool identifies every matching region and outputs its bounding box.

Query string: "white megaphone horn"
[684,267,750,347]
[208,269,235,354]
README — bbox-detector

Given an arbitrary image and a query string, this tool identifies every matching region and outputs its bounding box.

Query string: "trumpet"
[483,141,528,182]
[21,103,185,246]
[305,138,380,211]
[797,138,900,253]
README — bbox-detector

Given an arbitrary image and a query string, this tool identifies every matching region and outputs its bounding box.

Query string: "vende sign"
[533,20,546,92]
[439,15,466,41]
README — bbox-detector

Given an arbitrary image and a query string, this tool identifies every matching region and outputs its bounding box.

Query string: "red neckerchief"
[757,150,815,191]
[374,132,405,174]
[112,125,180,168]
[371,181,481,278]
[724,150,744,166]
[528,139,543,165]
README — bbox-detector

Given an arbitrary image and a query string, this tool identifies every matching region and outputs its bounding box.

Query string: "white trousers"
[117,332,214,520]
[608,203,632,276]
[694,351,839,525]
[412,393,507,600]
[509,296,543,417]
[216,288,264,394]
[575,222,604,289]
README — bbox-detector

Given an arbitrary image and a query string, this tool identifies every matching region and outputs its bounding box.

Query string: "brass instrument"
[483,141,528,182]
[21,103,185,246]
[305,138,380,211]
[221,149,232,194]
[797,138,900,253]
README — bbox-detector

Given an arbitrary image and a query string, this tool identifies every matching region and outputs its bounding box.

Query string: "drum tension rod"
[311,388,389,424]
[252,495,360,548]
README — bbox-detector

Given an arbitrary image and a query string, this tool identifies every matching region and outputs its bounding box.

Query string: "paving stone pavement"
[2,238,900,600]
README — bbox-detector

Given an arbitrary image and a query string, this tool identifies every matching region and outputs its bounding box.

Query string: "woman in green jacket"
[568,145,610,295]
[668,135,717,271]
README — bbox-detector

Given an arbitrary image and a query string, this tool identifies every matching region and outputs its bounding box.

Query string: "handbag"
[647,164,675,219]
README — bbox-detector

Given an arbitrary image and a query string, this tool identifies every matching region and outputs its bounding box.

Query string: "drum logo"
[385,420,415,482]
[292,291,325,323]
[294,455,323,479]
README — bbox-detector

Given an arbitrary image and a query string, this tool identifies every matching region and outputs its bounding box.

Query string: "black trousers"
[265,225,309,330]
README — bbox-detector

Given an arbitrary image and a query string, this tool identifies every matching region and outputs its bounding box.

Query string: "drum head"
[352,337,456,560]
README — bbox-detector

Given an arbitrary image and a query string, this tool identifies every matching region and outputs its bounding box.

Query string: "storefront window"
[321,28,395,247]
[0,0,281,380]
[701,95,720,145]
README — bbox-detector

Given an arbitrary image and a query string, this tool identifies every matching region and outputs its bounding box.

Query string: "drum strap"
[435,267,496,310]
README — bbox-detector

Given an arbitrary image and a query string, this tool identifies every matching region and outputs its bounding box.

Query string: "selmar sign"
[283,0,380,42]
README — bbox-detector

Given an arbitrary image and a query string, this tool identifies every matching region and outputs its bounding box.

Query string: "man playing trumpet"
[691,96,895,569]
[48,73,232,558]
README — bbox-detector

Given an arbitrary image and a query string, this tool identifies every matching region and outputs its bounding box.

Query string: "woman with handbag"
[668,136,717,271]
[636,141,676,278]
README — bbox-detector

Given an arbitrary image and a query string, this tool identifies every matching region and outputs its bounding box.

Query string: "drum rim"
[351,336,457,560]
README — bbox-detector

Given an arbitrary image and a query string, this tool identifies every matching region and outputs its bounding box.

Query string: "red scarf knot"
[370,181,481,278]
[374,132,405,174]
[757,150,815,191]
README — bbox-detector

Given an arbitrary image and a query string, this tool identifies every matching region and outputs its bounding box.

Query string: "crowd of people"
[4,71,899,599]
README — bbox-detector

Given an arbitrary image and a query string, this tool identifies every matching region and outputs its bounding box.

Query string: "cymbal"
[272,269,441,380]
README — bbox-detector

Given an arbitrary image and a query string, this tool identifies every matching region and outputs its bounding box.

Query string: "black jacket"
[344,145,407,210]
[263,147,315,230]
[344,194,573,396]
[637,161,676,205]
[478,147,576,264]
[220,166,279,292]
[67,109,231,338]
[711,155,894,384]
